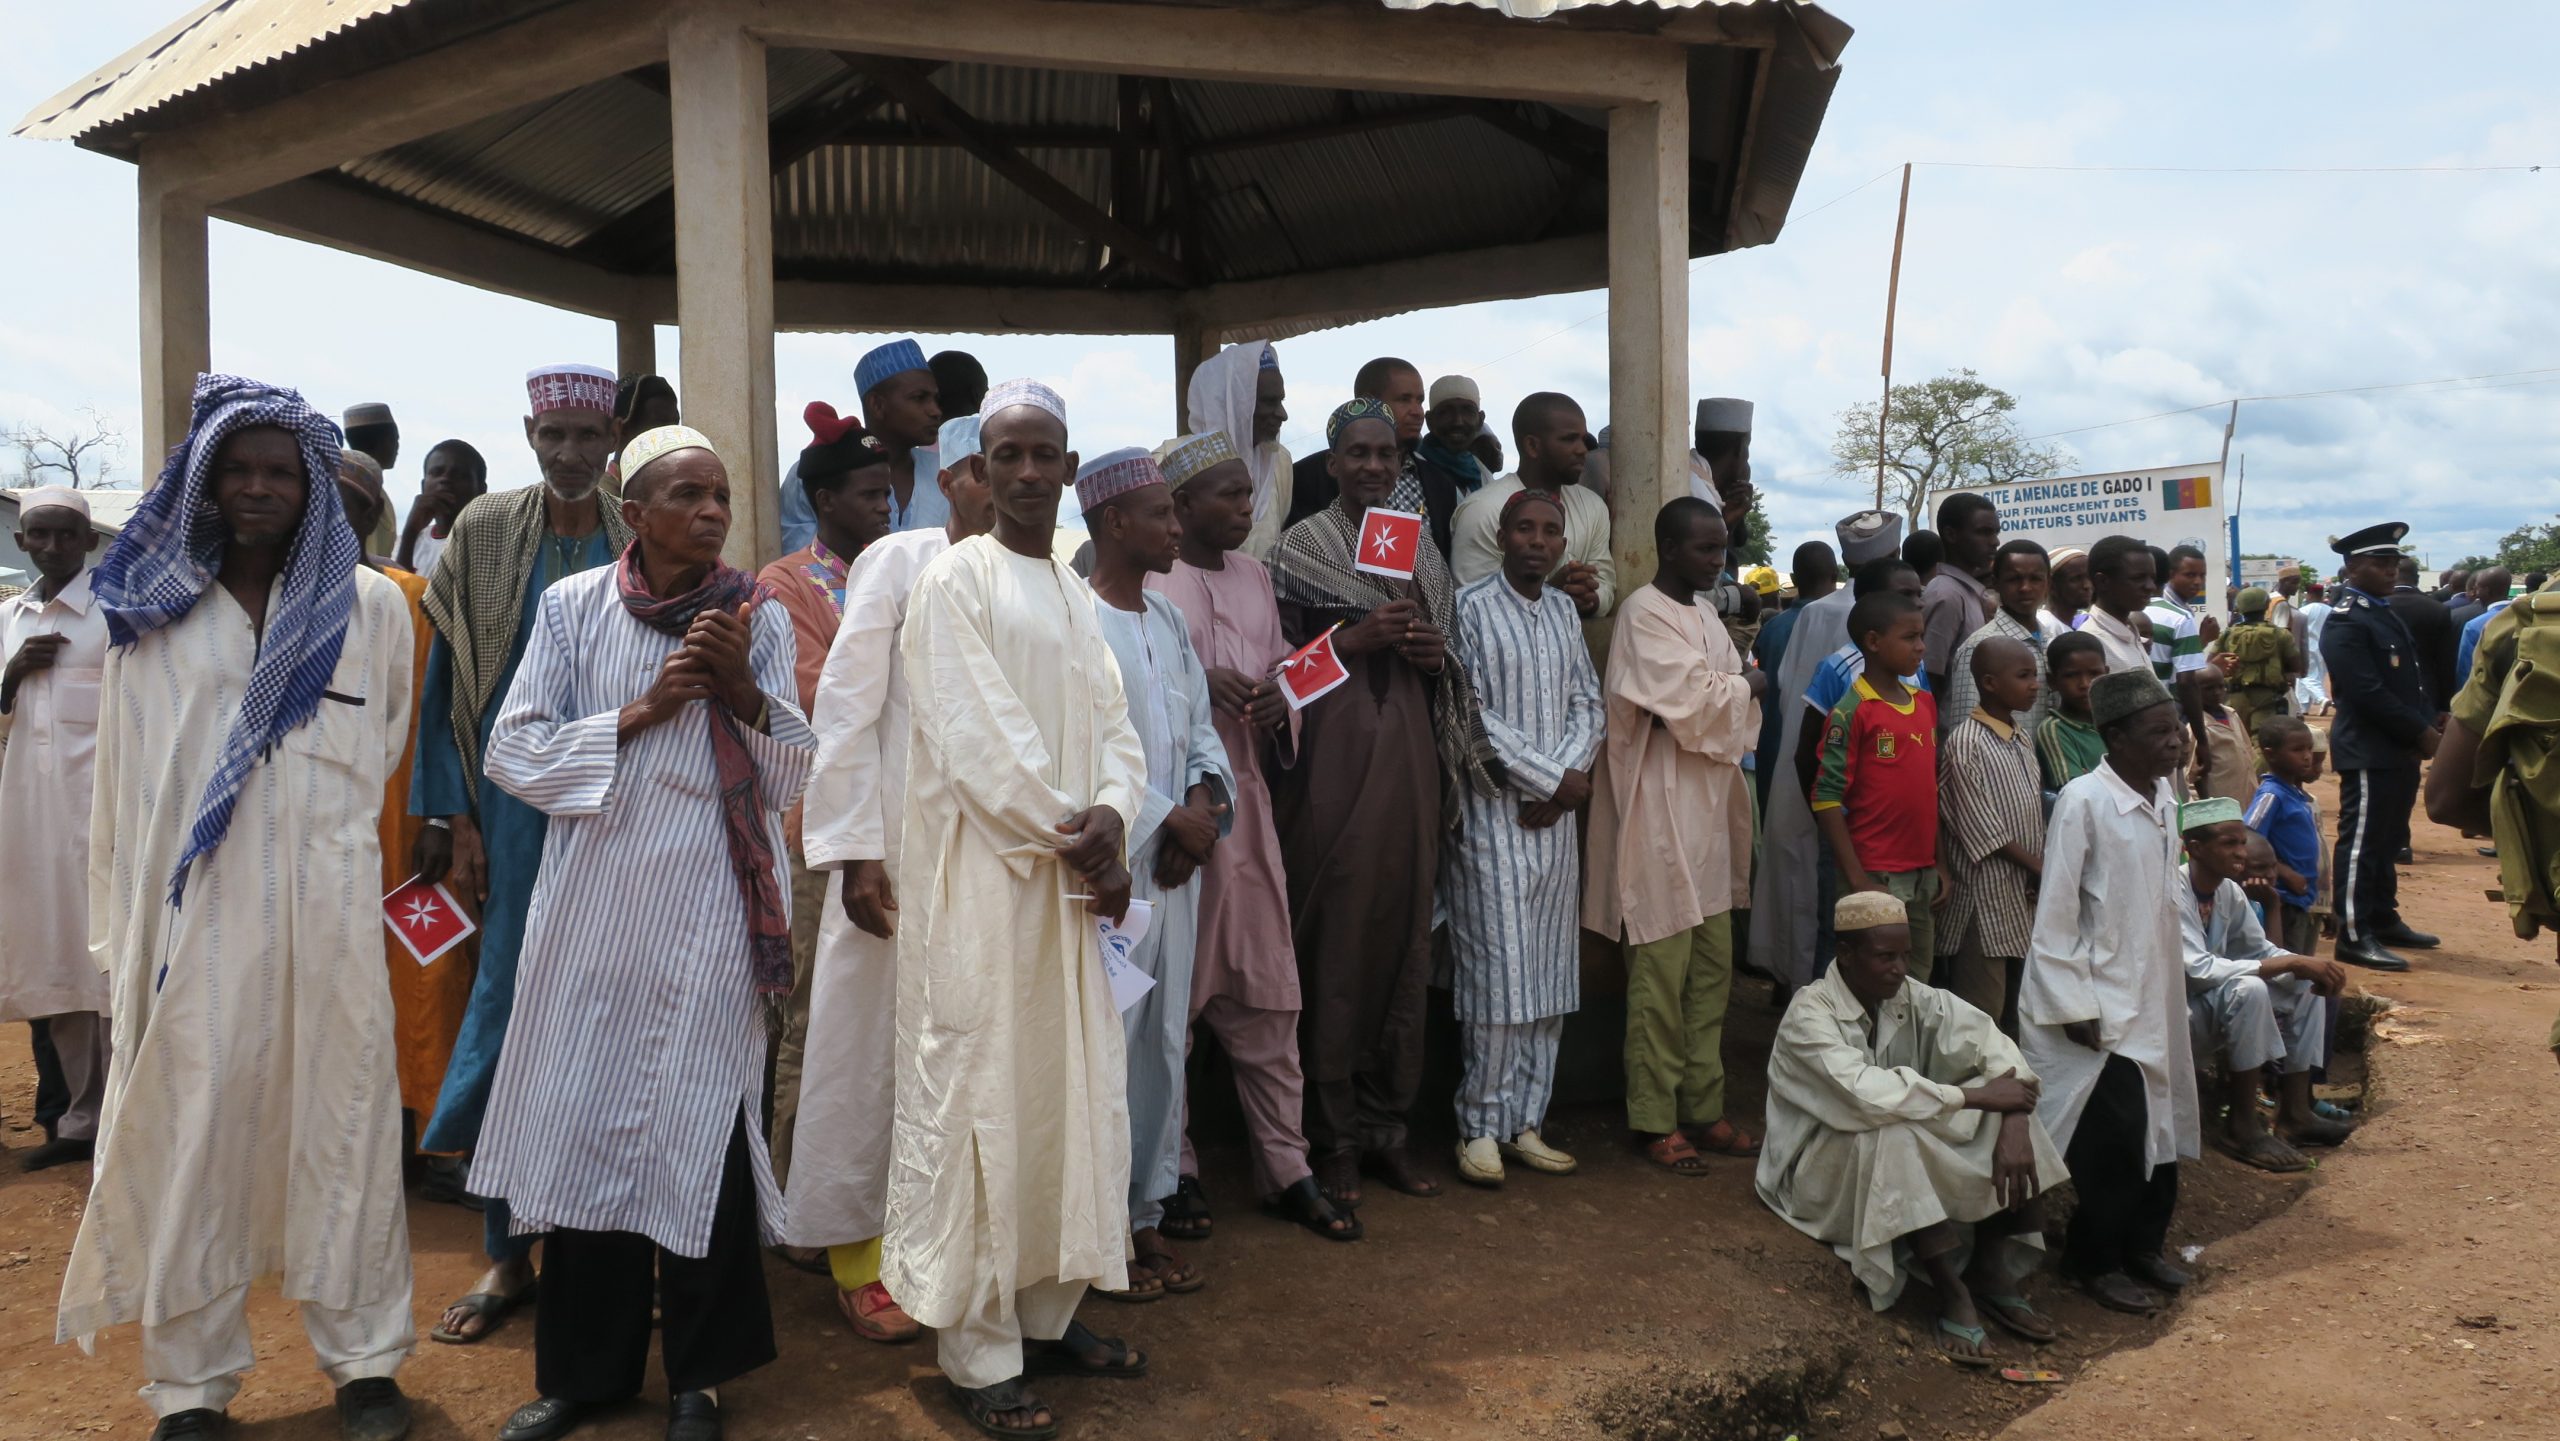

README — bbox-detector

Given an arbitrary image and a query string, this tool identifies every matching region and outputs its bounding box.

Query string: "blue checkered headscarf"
[92,373,361,905]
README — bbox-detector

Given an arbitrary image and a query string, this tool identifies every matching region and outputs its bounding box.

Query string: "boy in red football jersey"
[1812,590,1945,977]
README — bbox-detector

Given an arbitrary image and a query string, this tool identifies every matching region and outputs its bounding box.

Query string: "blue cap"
[856,339,930,399]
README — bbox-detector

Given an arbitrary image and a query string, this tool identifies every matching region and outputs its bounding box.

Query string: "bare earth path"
[0,785,2548,1440]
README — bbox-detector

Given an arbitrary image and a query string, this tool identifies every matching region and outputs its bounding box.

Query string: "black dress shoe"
[20,1135,94,1171]
[151,1410,228,1440]
[336,1377,412,1441]
[666,1391,723,1441]
[2375,921,2439,949]
[2396,846,2414,864]
[499,1396,597,1441]
[2335,936,2411,972]
[2125,1252,2192,1291]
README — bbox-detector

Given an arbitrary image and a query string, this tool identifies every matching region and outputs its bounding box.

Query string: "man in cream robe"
[883,381,1150,1428]
[785,413,990,1342]
[1760,893,2066,1361]
[2021,670,2199,1317]
[1583,499,1762,1168]
[64,378,417,1439]
[1753,510,1904,992]
[0,486,110,1170]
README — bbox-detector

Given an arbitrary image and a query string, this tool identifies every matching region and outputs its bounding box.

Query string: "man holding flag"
[1270,399,1501,1212]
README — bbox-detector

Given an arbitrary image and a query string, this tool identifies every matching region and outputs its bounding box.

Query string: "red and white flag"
[1275,626,1351,710]
[1353,507,1425,581]
[383,875,477,965]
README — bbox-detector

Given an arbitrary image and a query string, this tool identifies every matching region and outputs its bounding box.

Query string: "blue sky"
[5,1,2556,569]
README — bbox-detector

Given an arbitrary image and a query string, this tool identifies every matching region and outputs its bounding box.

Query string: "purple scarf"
[615,543,792,1030]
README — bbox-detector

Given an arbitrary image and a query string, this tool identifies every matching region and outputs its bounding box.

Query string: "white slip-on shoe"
[1455,1135,1505,1188]
[1501,1128,1578,1175]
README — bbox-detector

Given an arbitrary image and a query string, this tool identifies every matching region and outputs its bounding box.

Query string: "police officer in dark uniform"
[2324,521,2445,971]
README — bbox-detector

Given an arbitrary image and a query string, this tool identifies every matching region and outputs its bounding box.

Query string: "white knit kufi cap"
[1834,891,1909,932]
[15,485,90,521]
[1428,375,1481,407]
[619,424,719,480]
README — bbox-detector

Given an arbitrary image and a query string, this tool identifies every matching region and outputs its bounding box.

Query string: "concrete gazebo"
[19,0,1848,569]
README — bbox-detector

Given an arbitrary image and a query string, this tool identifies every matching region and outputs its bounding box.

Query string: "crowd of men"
[0,337,2547,1441]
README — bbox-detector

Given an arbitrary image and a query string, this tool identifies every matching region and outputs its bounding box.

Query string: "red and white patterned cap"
[524,364,618,416]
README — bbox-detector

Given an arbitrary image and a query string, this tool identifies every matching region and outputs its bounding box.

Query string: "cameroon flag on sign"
[2162,474,2213,511]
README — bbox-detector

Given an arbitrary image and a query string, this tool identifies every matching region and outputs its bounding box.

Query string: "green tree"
[1830,369,2073,529]
[2487,515,2560,576]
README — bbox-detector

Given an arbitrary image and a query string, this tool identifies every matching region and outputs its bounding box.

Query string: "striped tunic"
[1442,574,1603,1025]
[1938,710,2044,960]
[468,567,814,1258]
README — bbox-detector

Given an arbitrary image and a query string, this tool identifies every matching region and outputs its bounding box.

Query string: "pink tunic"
[1149,556,1303,1011]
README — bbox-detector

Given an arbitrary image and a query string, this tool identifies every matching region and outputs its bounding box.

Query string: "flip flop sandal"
[1314,1151,1363,1211]
[429,1283,536,1345]
[947,1379,1059,1440]
[1133,1241,1205,1295]
[1935,1317,1998,1368]
[1643,1133,1710,1176]
[1097,1261,1166,1304]
[1977,1292,2058,1345]
[1683,1121,1763,1158]
[1262,1178,1364,1242]
[1026,1322,1149,1380]
[1998,1367,2065,1385]
[2214,1132,2312,1173]
[835,1283,921,1344]
[1360,1148,1443,1198]
[767,1244,832,1276]
[1159,1175,1213,1242]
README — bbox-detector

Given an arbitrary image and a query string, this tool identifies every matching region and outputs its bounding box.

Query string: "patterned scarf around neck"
[613,542,794,1031]
[1270,501,1501,825]
[92,374,360,905]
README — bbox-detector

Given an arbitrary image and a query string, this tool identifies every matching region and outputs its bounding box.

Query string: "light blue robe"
[1092,591,1231,1231]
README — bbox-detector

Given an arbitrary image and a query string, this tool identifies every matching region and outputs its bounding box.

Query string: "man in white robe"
[0,486,109,1171]
[64,377,417,1441]
[784,414,992,1344]
[1753,510,1903,992]
[884,381,1152,1438]
[2020,670,2198,1319]
[1078,447,1234,1298]
[1185,341,1293,558]
[1759,893,2067,1366]
[472,427,814,1441]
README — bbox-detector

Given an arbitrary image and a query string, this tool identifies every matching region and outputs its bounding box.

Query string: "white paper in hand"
[1094,899,1157,1014]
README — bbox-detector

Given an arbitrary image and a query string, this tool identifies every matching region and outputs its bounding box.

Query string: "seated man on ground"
[2177,799,2356,1173]
[1757,893,2069,1367]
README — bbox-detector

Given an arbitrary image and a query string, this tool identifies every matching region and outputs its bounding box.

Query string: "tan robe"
[1755,963,2070,1308]
[1582,584,1759,946]
[882,537,1148,1330]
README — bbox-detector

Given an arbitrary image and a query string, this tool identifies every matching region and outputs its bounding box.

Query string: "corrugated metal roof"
[15,0,420,142]
[17,0,1846,333]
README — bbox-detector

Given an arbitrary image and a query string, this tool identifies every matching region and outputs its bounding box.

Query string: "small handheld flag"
[383,876,477,965]
[1353,507,1425,580]
[1275,624,1351,710]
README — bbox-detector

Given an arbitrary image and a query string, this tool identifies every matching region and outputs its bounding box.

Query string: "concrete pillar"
[668,11,777,568]
[138,165,211,476]
[1604,91,1691,596]
[616,318,659,382]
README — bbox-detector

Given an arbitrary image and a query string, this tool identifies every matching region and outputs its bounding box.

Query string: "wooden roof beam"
[847,56,1193,288]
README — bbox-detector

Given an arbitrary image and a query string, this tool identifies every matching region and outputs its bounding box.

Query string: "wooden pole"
[137,164,211,476]
[1873,162,1911,511]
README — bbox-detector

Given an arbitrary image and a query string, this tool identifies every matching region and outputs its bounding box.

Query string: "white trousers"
[45,1010,108,1141]
[935,1279,1086,1390]
[1454,1016,1565,1142]
[139,1281,414,1417]
[2189,973,2328,1077]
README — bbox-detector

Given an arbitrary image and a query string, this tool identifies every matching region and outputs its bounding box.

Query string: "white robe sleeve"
[487,587,622,817]
[1768,1005,1968,1132]
[803,554,903,869]
[2021,788,2105,1028]
[2179,875,2276,990]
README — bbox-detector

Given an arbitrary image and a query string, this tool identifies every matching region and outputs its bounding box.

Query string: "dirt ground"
[0,776,2551,1441]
